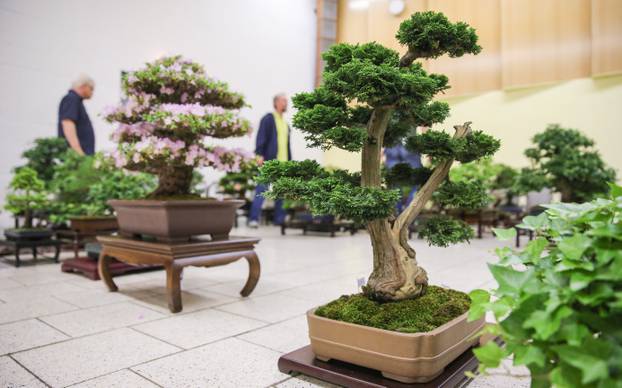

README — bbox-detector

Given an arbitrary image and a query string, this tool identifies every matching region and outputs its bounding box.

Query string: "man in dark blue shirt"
[57,75,96,155]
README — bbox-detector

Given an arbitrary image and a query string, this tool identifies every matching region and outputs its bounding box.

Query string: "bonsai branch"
[393,122,472,232]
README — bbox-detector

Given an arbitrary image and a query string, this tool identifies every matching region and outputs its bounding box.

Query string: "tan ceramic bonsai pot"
[307,308,486,383]
[108,199,244,242]
[69,216,118,234]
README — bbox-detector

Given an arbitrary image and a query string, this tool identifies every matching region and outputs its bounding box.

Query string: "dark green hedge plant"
[469,184,622,387]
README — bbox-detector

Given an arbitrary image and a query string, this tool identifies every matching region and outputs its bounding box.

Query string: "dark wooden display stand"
[56,216,118,259]
[97,235,261,313]
[0,229,60,267]
[278,344,480,388]
[61,242,162,280]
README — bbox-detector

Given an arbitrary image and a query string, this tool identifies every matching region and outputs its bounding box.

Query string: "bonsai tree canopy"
[259,11,500,302]
[104,55,254,198]
[4,167,49,229]
[19,137,69,188]
[518,124,616,203]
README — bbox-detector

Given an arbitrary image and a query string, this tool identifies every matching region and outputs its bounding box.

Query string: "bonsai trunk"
[363,115,472,302]
[362,108,429,302]
[151,166,193,198]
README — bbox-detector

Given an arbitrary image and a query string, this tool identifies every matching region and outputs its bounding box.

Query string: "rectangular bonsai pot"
[108,199,244,242]
[307,309,486,383]
[69,216,118,234]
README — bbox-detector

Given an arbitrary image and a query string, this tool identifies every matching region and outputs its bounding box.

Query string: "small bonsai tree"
[48,152,156,223]
[518,124,616,203]
[219,157,260,199]
[104,55,253,198]
[259,12,500,302]
[19,137,69,188]
[4,167,49,229]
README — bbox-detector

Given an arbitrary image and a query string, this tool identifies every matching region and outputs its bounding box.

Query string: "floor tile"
[135,309,265,349]
[0,355,46,388]
[0,278,23,290]
[40,302,165,337]
[216,293,318,323]
[238,315,309,353]
[69,369,159,387]
[0,281,85,302]
[13,328,179,387]
[53,289,134,309]
[0,297,78,325]
[133,338,285,387]
[132,289,237,315]
[0,319,68,355]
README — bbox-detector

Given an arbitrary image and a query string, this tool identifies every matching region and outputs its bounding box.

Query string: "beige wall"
[324,0,622,177]
[325,75,622,174]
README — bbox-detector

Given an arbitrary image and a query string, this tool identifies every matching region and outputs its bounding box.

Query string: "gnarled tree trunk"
[151,165,193,198]
[362,114,472,301]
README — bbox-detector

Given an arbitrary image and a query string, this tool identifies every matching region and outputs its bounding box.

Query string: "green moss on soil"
[315,286,470,333]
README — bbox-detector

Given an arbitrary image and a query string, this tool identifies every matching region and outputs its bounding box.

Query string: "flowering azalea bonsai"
[259,11,500,303]
[104,55,253,198]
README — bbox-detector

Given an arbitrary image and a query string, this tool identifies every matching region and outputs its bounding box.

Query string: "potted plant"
[103,55,253,242]
[516,124,616,203]
[219,157,259,200]
[259,11,499,382]
[4,167,52,240]
[19,137,69,189]
[469,184,621,387]
[48,152,155,234]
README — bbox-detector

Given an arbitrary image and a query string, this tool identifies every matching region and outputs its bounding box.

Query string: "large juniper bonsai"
[259,12,500,302]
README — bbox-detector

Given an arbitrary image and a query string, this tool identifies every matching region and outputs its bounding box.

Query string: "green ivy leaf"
[569,271,594,291]
[468,289,490,321]
[552,345,609,384]
[473,341,506,369]
[493,227,517,241]
[518,212,549,231]
[522,237,548,264]
[488,264,535,295]
[523,306,573,340]
[513,345,546,368]
[558,234,592,260]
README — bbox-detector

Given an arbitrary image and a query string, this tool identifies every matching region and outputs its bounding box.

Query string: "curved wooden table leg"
[166,264,183,313]
[98,249,118,292]
[240,252,260,297]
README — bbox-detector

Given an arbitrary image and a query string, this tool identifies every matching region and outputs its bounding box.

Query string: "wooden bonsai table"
[97,235,260,313]
[278,345,479,388]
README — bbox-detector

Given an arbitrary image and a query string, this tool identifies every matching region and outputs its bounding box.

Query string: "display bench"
[0,229,60,267]
[278,338,501,388]
[98,235,261,313]
[61,242,162,280]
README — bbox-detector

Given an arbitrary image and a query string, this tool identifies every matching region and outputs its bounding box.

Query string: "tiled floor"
[0,225,529,388]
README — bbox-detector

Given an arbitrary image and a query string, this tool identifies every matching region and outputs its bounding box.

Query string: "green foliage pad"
[316,286,470,333]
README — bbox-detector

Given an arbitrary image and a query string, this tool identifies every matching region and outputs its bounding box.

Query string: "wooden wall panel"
[501,0,591,88]
[427,0,501,97]
[337,0,369,44]
[592,0,622,76]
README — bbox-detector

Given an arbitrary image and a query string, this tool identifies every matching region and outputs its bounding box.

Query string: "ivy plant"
[469,184,622,387]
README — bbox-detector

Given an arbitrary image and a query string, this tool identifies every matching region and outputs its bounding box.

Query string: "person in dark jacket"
[248,93,291,227]
[385,127,426,213]
[57,75,96,155]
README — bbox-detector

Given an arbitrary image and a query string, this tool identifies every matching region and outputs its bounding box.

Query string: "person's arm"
[61,119,86,155]
[255,115,269,159]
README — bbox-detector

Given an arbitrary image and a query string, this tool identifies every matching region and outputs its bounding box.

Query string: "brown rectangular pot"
[69,216,118,234]
[307,309,485,383]
[108,199,244,242]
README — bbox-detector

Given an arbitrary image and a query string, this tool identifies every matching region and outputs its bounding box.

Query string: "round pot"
[108,199,244,242]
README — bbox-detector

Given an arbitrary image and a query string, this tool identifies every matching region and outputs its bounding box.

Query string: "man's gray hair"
[273,93,287,107]
[72,74,95,88]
